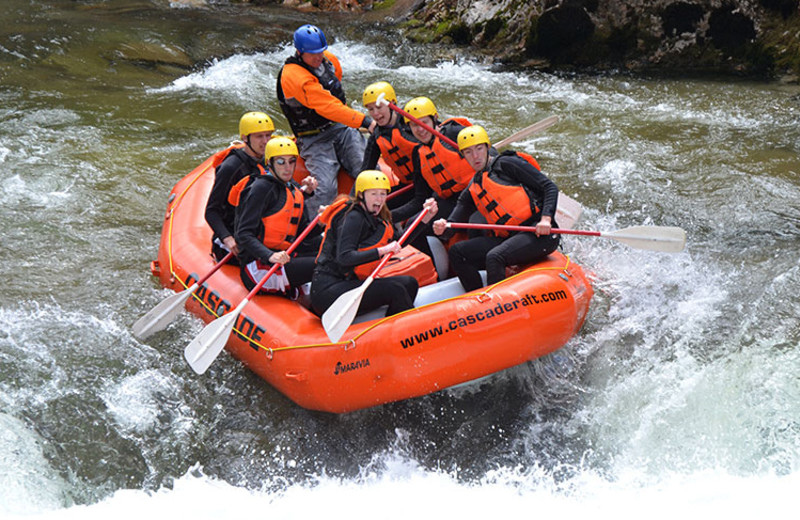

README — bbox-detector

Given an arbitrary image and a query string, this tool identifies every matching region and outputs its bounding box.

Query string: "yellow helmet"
[265,136,299,161]
[354,170,391,198]
[457,125,491,151]
[362,81,397,106]
[239,111,275,137]
[403,97,437,123]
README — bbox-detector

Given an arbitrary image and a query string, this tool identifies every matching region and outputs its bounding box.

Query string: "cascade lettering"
[184,273,266,351]
[400,289,568,349]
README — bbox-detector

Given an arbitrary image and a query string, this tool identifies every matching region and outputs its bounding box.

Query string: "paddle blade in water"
[605,226,687,252]
[132,284,196,339]
[183,309,240,374]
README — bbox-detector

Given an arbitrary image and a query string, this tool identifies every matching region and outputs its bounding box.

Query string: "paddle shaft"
[132,251,236,338]
[383,101,460,149]
[386,182,412,200]
[493,116,559,150]
[194,250,234,286]
[446,222,686,253]
[372,206,430,274]
[447,222,597,236]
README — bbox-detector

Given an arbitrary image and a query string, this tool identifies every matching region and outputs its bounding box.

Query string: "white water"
[3,28,800,518]
[16,464,800,519]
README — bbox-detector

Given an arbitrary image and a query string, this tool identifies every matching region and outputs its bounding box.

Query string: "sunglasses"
[274,157,297,166]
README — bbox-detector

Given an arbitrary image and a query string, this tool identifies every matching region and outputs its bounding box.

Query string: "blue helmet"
[293,24,328,54]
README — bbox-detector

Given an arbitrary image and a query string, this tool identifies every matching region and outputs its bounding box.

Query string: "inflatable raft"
[148,152,594,413]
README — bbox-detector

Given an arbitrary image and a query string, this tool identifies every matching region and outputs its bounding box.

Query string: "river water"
[2,0,799,517]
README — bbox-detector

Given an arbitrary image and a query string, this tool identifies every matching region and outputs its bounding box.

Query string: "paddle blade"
[605,226,687,252]
[321,281,370,343]
[555,192,583,230]
[494,115,559,150]
[183,309,240,374]
[132,284,196,339]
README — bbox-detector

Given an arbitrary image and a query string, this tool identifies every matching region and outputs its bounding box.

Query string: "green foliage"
[372,0,397,11]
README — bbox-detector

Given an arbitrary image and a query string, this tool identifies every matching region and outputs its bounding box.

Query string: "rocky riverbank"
[147,0,800,80]
[397,0,800,79]
[247,0,800,80]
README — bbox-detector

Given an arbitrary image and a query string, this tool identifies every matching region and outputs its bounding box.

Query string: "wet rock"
[662,2,705,37]
[760,0,799,19]
[111,41,194,69]
[398,0,800,77]
[533,3,595,60]
[708,5,757,51]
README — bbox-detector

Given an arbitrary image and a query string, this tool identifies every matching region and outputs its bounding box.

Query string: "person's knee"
[338,129,366,175]
[486,248,506,268]
[400,276,418,296]
[449,243,469,265]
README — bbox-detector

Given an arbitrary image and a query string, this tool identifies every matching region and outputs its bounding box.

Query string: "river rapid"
[2,1,799,517]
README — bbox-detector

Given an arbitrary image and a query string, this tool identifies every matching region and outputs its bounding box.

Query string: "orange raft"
[150,153,594,413]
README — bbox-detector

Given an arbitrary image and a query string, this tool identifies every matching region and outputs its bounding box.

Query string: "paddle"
[377,94,557,152]
[377,95,581,229]
[387,182,412,200]
[133,251,234,339]
[184,214,321,375]
[377,96,468,150]
[446,222,687,252]
[321,207,431,343]
[493,115,559,150]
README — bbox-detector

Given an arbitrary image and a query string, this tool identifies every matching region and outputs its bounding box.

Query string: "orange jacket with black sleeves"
[277,51,368,135]
[204,145,266,243]
[234,174,315,266]
[361,117,419,185]
[447,150,559,236]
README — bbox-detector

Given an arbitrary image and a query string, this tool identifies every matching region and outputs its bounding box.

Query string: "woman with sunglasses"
[234,136,321,297]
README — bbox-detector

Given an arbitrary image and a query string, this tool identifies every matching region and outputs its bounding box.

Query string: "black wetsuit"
[311,203,421,318]
[204,147,263,264]
[234,174,321,293]
[445,152,561,292]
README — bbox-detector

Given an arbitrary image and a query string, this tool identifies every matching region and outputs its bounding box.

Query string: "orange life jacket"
[416,118,474,199]
[468,151,543,237]
[211,143,246,170]
[515,150,541,171]
[375,126,418,184]
[317,198,394,280]
[229,174,304,250]
[226,163,269,207]
[260,182,305,251]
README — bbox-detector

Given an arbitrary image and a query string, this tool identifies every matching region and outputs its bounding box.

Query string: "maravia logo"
[334,359,370,375]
